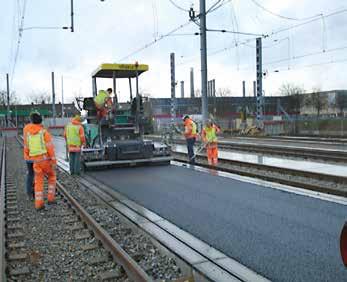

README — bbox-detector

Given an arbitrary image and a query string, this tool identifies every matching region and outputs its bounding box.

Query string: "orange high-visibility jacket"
[202,124,221,144]
[184,118,197,139]
[64,118,86,152]
[23,123,56,164]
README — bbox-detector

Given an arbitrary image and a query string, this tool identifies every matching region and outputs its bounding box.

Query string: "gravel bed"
[5,139,128,282]
[57,171,182,281]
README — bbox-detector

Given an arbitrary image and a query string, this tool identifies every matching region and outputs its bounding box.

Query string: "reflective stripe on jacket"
[184,118,197,139]
[64,118,86,152]
[202,125,220,146]
[27,129,47,157]
[23,123,56,163]
[94,90,109,107]
[66,124,82,147]
[203,126,217,143]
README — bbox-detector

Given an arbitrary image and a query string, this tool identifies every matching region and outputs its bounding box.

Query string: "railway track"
[171,151,347,198]
[150,136,347,163]
[56,165,269,282]
[1,137,188,281]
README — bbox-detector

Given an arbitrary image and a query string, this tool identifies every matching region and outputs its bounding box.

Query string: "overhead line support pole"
[71,0,74,32]
[6,74,10,127]
[200,0,208,124]
[52,72,56,126]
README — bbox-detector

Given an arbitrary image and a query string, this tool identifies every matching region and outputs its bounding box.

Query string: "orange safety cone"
[340,222,347,267]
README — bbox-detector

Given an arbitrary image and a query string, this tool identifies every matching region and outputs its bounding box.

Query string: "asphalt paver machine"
[78,63,171,170]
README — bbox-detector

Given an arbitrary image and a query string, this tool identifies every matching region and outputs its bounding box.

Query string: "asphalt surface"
[87,165,347,282]
[52,137,347,281]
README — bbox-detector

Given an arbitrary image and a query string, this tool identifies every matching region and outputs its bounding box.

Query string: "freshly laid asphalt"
[88,165,347,282]
[52,137,347,281]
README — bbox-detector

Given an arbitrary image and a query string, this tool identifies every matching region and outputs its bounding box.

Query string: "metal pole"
[207,80,211,97]
[180,81,184,98]
[212,79,216,97]
[113,71,117,104]
[135,70,140,134]
[243,81,246,98]
[241,81,247,129]
[170,53,176,124]
[70,0,74,32]
[129,78,133,101]
[256,38,264,128]
[92,77,97,97]
[61,76,64,117]
[212,79,216,115]
[190,68,195,98]
[51,72,56,126]
[6,74,10,127]
[200,0,208,124]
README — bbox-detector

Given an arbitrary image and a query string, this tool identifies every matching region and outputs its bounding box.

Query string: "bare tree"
[306,87,328,117]
[279,83,305,115]
[27,91,52,104]
[335,93,347,116]
[216,88,232,97]
[0,90,20,106]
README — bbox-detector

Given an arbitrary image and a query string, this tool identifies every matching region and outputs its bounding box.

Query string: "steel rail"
[56,182,151,282]
[0,140,6,282]
[66,172,266,282]
[172,151,347,197]
[16,137,151,282]
[156,137,347,163]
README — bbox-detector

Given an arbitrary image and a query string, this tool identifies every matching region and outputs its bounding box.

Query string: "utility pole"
[6,74,10,127]
[256,38,264,128]
[170,53,176,127]
[61,76,65,118]
[212,79,216,115]
[51,72,56,126]
[190,68,195,98]
[199,0,208,124]
[241,81,247,129]
[70,0,74,32]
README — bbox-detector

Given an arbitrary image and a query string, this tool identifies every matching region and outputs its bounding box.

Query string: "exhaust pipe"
[341,222,347,267]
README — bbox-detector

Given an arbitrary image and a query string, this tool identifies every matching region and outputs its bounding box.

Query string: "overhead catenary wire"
[272,57,347,73]
[167,0,190,12]
[11,0,28,83]
[177,7,347,66]
[118,20,193,62]
[249,0,323,21]
[117,0,236,62]
[270,8,347,36]
[206,28,265,37]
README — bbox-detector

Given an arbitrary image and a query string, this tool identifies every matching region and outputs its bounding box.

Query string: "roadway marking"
[172,161,347,206]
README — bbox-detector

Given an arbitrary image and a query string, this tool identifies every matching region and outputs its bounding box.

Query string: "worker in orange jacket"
[201,119,221,166]
[183,115,198,164]
[23,112,57,210]
[94,89,113,120]
[64,115,86,175]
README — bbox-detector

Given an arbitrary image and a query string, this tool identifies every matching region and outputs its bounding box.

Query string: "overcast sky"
[1,0,347,103]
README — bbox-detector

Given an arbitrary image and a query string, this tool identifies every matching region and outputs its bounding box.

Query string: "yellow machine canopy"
[92,63,149,79]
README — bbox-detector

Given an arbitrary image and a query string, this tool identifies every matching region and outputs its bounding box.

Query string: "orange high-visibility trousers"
[206,144,218,166]
[33,160,56,209]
